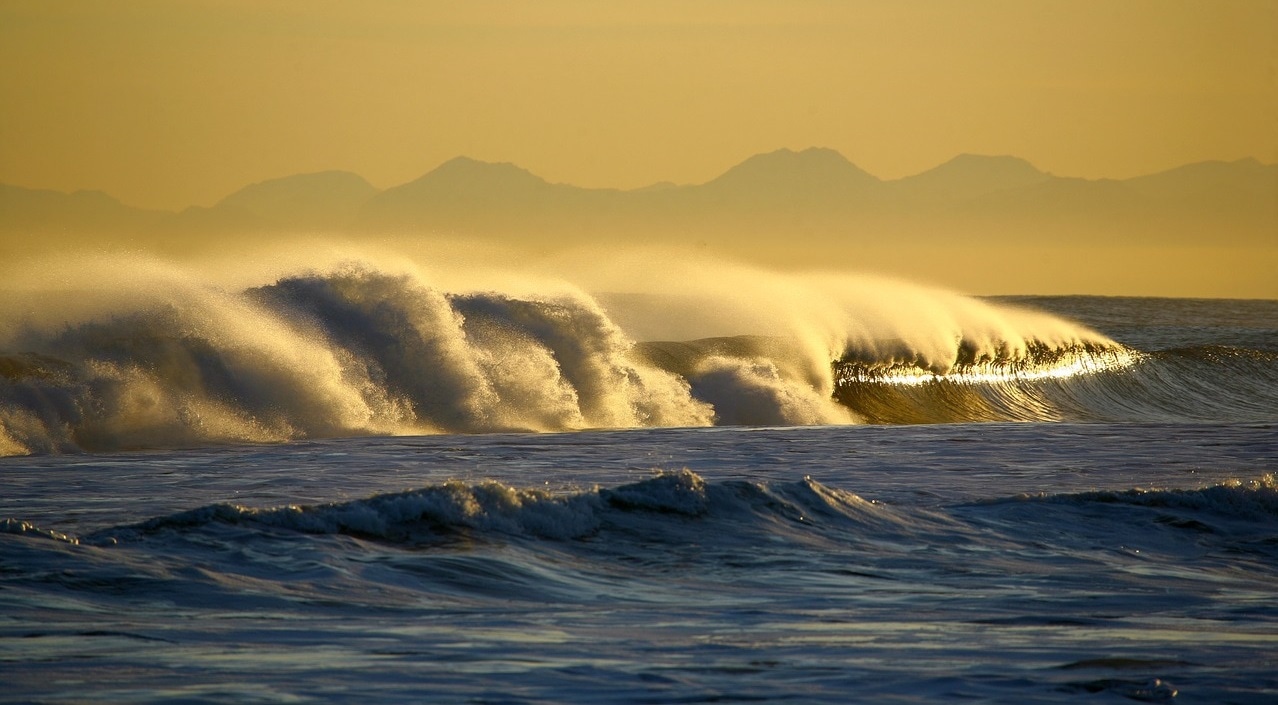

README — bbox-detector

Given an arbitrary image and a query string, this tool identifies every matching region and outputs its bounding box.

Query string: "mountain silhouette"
[1125,158,1277,229]
[699,147,880,201]
[217,170,377,229]
[358,157,622,233]
[2,149,1274,257]
[0,184,164,254]
[890,154,1050,205]
[0,184,160,232]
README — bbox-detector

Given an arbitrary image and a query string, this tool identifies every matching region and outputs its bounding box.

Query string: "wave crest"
[1050,474,1278,519]
[13,471,919,549]
[9,257,1260,455]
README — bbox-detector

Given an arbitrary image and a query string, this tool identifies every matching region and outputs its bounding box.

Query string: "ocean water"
[2,267,1276,703]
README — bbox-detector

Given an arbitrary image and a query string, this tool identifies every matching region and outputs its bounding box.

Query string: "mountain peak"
[358,156,560,228]
[894,154,1050,200]
[424,156,547,185]
[722,147,862,173]
[219,171,375,207]
[924,154,1046,179]
[212,170,378,228]
[1125,156,1278,203]
[706,147,878,193]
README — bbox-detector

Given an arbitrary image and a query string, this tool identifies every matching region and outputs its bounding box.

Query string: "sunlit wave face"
[836,346,1143,387]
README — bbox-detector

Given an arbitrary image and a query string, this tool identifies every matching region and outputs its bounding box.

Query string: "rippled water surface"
[4,422,1276,704]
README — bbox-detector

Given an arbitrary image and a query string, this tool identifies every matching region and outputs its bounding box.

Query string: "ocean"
[2,266,1276,703]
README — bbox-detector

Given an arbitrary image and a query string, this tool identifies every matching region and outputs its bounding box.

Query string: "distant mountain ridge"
[702,147,879,195]
[891,154,1050,205]
[218,170,377,229]
[2,148,1274,248]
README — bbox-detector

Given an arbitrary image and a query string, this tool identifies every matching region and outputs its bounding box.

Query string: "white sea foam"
[0,251,1153,455]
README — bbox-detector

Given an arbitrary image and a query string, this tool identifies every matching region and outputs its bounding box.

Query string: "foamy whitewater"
[2,258,1276,703]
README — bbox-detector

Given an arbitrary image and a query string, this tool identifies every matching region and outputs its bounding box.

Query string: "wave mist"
[0,249,1122,455]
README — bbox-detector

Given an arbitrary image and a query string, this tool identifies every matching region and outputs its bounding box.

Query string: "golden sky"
[1,0,1275,210]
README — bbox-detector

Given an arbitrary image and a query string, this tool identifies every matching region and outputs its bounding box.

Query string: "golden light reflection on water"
[839,348,1143,388]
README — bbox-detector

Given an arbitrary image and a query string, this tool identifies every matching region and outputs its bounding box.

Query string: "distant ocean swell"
[1,266,1275,455]
[7,470,1275,559]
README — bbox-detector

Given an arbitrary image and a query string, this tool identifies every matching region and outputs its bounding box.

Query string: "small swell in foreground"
[6,472,1273,555]
[4,470,915,549]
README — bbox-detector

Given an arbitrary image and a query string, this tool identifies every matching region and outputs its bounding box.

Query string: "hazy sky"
[1,0,1274,210]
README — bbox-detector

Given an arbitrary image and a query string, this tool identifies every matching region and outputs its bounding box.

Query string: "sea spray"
[688,356,857,426]
[0,253,1138,455]
[450,291,711,429]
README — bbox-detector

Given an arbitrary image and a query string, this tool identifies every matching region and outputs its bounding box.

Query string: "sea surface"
[2,278,1276,704]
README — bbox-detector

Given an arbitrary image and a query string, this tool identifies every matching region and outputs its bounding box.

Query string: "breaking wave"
[0,258,1274,456]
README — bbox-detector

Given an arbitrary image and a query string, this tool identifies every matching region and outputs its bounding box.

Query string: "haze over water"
[3,1,1276,298]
